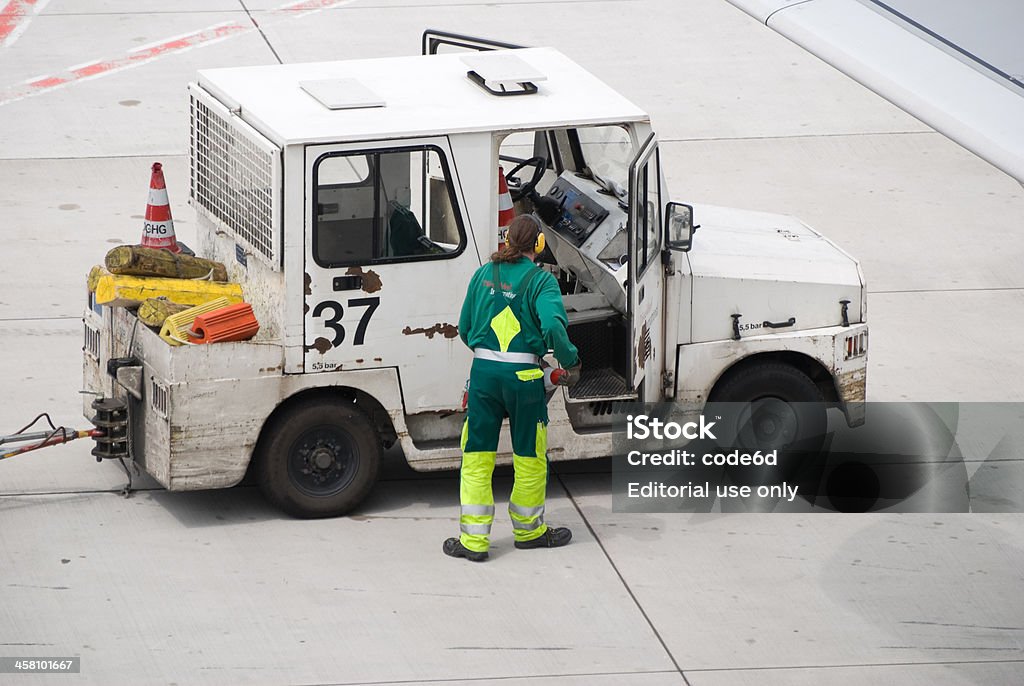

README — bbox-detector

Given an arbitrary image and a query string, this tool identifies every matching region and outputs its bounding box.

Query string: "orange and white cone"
[141,162,180,253]
[497,166,516,250]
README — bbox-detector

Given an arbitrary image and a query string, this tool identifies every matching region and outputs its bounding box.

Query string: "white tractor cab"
[83,31,868,517]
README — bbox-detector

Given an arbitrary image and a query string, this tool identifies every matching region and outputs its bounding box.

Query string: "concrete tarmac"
[1,1,1022,684]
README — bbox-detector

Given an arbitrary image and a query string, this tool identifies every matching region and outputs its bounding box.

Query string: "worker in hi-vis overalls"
[444,215,582,562]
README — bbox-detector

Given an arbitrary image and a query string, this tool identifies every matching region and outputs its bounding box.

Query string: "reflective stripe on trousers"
[458,420,550,552]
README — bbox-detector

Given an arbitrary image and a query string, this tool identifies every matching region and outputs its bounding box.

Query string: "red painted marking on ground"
[0,0,356,106]
[276,0,348,11]
[0,0,41,44]
[0,22,249,105]
[67,23,248,81]
[26,75,64,88]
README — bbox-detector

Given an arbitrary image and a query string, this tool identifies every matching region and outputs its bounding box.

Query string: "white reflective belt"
[474,349,539,364]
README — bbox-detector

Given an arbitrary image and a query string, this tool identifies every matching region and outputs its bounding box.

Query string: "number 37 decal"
[311,296,380,347]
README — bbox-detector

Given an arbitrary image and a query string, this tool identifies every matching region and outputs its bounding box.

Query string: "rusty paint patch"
[304,272,312,296]
[837,368,866,403]
[346,266,382,293]
[305,337,332,355]
[636,322,651,370]
[373,357,382,362]
[355,358,364,363]
[303,302,309,314]
[402,323,459,339]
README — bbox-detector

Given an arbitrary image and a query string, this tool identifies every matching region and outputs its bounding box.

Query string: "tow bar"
[1,399,132,491]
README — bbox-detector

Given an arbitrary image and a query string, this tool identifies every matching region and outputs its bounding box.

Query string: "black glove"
[532,194,563,226]
[562,363,582,387]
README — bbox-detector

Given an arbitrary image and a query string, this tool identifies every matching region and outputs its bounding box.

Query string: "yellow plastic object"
[515,368,544,381]
[91,272,243,309]
[159,298,232,346]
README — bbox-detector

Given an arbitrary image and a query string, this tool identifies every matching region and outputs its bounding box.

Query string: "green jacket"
[459,257,579,368]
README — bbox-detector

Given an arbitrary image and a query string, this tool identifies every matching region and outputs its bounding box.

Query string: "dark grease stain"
[402,323,458,339]
[345,266,382,293]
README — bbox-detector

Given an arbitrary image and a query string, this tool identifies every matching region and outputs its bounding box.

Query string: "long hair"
[491,215,541,263]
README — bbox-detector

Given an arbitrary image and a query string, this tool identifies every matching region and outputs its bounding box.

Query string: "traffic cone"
[497,166,516,250]
[141,162,181,253]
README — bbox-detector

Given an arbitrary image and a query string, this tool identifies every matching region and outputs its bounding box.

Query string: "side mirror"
[665,202,695,252]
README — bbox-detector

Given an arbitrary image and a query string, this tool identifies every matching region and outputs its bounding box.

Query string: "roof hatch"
[299,78,386,110]
[461,53,546,96]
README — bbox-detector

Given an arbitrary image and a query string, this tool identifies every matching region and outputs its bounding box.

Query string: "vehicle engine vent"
[188,84,282,269]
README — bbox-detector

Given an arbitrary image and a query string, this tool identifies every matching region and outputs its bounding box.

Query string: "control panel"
[545,176,610,246]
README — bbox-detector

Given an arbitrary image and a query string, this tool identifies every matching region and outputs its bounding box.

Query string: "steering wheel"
[504,157,547,202]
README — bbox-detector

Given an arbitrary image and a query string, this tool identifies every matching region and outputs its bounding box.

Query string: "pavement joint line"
[0,153,186,161]
[871,287,1024,294]
[682,657,1024,672]
[0,487,162,498]
[293,667,681,686]
[555,469,692,685]
[0,315,82,322]
[239,0,284,64]
[660,130,934,144]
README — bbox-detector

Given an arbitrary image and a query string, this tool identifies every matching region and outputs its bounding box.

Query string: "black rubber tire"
[709,363,827,455]
[255,399,380,518]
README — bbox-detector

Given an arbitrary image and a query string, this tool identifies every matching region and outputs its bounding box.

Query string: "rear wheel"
[256,398,380,518]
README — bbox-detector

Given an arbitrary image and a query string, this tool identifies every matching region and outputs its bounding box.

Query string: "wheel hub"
[288,428,359,496]
[311,446,335,470]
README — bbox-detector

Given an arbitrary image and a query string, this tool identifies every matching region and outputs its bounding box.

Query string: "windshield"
[576,125,633,195]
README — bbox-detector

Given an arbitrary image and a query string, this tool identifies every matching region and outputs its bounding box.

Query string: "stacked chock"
[85,162,258,347]
[159,298,232,346]
[190,303,260,344]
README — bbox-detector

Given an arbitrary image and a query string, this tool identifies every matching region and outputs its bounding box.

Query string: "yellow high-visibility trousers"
[459,358,549,553]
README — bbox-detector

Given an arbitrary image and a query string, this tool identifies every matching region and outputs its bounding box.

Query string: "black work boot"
[514,526,572,549]
[443,537,488,562]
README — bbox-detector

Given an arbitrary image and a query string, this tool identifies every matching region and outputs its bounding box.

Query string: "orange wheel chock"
[190,302,260,344]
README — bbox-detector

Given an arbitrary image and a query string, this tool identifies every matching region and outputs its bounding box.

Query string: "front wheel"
[709,363,827,470]
[255,398,380,518]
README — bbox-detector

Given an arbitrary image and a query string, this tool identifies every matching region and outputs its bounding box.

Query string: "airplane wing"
[725,0,1024,183]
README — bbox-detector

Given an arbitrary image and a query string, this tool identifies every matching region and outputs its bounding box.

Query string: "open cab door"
[627,133,665,402]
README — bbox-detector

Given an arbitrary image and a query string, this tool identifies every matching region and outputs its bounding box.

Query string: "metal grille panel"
[83,319,101,360]
[189,84,281,268]
[569,369,630,400]
[151,378,169,418]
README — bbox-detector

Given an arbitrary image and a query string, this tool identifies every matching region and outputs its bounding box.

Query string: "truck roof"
[195,48,649,147]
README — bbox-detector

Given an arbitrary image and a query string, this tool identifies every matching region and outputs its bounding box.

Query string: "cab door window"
[313,146,465,266]
[633,149,661,277]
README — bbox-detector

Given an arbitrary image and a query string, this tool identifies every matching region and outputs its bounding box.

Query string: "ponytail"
[491,215,542,263]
